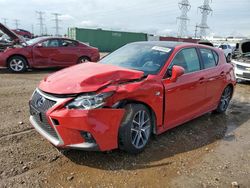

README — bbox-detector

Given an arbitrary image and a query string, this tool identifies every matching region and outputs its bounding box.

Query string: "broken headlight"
[66,92,114,110]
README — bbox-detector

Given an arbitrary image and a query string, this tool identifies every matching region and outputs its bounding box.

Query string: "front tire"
[214,86,233,113]
[77,56,90,64]
[119,104,152,154]
[7,56,27,72]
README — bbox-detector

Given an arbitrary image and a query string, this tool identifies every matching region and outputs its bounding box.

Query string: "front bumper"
[232,60,250,81]
[29,89,125,151]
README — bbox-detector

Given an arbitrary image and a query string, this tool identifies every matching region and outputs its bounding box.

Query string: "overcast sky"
[0,0,249,37]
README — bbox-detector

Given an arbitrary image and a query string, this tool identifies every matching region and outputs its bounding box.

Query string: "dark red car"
[12,29,33,39]
[29,41,236,154]
[0,23,100,72]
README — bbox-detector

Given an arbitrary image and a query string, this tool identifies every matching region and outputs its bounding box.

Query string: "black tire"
[7,55,28,73]
[77,56,90,64]
[119,104,152,154]
[214,86,233,113]
[226,54,232,63]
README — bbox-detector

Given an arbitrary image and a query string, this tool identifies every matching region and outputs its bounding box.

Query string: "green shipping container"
[68,28,147,52]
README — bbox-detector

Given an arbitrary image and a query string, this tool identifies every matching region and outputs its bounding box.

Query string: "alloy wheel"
[131,110,151,149]
[220,87,232,111]
[9,59,25,72]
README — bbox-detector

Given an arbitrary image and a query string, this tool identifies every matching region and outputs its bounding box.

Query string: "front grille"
[236,64,250,71]
[30,91,56,112]
[243,73,250,79]
[30,90,59,140]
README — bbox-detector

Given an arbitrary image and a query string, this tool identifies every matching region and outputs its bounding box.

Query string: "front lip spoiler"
[66,143,99,151]
[30,116,62,146]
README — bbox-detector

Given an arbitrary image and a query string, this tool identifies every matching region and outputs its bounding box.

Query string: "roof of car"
[132,41,191,48]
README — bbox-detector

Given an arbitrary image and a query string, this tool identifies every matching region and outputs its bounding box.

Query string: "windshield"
[100,43,173,75]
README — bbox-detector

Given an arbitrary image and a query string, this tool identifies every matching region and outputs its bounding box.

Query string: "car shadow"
[62,99,250,170]
[0,67,62,74]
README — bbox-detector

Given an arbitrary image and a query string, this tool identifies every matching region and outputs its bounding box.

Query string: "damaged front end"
[232,40,250,81]
[0,23,25,52]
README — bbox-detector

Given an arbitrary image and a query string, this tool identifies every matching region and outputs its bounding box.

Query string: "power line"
[36,11,45,36]
[52,13,61,36]
[176,0,191,38]
[197,0,213,38]
[13,19,20,29]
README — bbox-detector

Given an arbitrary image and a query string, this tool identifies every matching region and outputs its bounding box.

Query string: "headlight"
[66,92,114,110]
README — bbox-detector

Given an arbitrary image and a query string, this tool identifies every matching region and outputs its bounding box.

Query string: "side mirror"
[170,65,185,82]
[36,43,43,48]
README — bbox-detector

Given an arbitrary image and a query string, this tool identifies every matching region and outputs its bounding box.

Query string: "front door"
[162,48,207,129]
[33,39,62,67]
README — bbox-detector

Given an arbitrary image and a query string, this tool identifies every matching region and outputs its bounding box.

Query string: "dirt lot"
[0,67,249,188]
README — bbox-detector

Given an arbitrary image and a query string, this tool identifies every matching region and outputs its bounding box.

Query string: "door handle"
[199,77,205,84]
[220,71,225,76]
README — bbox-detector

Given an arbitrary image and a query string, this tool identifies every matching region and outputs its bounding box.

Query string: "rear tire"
[77,56,90,64]
[7,56,28,73]
[119,104,152,154]
[214,86,233,113]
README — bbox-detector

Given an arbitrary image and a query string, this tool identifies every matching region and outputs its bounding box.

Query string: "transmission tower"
[2,18,7,26]
[14,19,20,29]
[177,0,191,38]
[52,13,61,36]
[36,11,45,36]
[197,0,212,38]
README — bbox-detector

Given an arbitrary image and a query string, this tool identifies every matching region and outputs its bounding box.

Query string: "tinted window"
[220,45,227,49]
[200,48,217,69]
[60,39,78,47]
[42,39,60,47]
[170,48,200,73]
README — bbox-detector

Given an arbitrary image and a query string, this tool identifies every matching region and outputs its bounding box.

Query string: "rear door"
[162,48,207,129]
[198,48,225,109]
[56,39,80,65]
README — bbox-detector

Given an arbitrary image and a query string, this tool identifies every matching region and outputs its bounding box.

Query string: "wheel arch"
[115,99,158,135]
[6,54,30,67]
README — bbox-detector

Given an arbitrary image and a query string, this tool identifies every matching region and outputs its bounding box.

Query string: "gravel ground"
[0,66,249,188]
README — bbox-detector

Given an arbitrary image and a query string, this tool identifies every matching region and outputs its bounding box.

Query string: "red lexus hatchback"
[0,23,100,72]
[29,41,236,154]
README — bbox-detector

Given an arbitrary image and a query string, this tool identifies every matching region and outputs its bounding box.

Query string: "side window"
[222,45,227,50]
[212,51,219,65]
[170,48,200,74]
[42,39,59,47]
[60,40,77,47]
[200,48,217,69]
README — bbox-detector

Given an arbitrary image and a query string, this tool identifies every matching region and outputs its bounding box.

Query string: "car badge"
[35,96,46,108]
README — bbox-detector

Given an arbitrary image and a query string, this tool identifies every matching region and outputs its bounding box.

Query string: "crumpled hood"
[0,23,24,44]
[240,40,250,54]
[39,63,144,94]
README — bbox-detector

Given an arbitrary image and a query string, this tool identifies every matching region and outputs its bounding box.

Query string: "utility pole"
[36,11,45,36]
[52,13,61,36]
[194,24,198,38]
[2,18,8,26]
[177,0,191,38]
[31,24,34,35]
[14,19,20,29]
[197,0,212,39]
